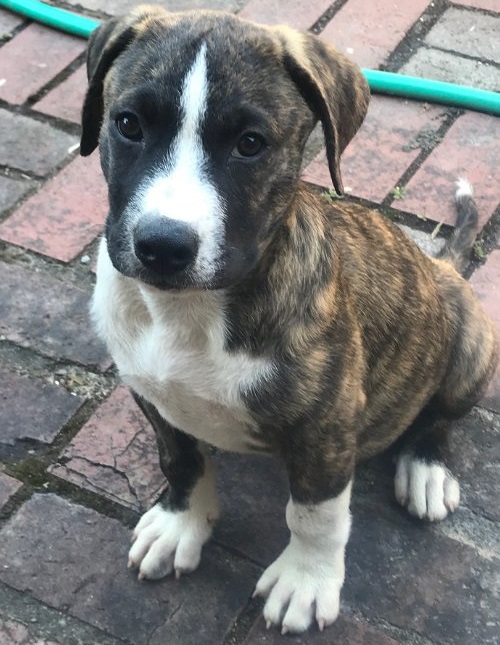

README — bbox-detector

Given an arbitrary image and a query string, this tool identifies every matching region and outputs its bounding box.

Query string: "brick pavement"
[0,1,498,644]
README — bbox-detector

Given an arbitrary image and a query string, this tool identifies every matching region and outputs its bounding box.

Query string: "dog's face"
[81,6,369,290]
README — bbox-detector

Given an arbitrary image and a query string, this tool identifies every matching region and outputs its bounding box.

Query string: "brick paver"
[0,108,76,176]
[393,111,500,225]
[0,23,85,105]
[63,0,247,15]
[34,65,87,125]
[452,0,500,9]
[50,387,165,511]
[320,0,431,68]
[343,511,499,644]
[0,8,24,36]
[0,154,107,262]
[426,7,500,64]
[0,472,22,509]
[0,1,499,644]
[244,615,399,644]
[0,261,109,370]
[471,251,500,414]
[449,408,500,522]
[0,620,60,645]
[0,176,33,215]
[303,96,447,202]
[0,365,83,451]
[401,48,500,92]
[0,494,259,645]
[240,0,332,29]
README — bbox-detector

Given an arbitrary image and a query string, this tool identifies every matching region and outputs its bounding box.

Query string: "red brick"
[64,0,244,14]
[0,108,76,176]
[452,0,500,10]
[0,472,22,508]
[50,387,166,512]
[244,614,398,644]
[0,23,85,104]
[470,250,500,414]
[0,153,107,262]
[34,65,87,125]
[0,494,259,645]
[0,8,24,36]
[394,112,500,226]
[0,364,83,451]
[239,0,333,30]
[302,96,446,202]
[0,261,110,370]
[0,619,60,645]
[320,0,431,68]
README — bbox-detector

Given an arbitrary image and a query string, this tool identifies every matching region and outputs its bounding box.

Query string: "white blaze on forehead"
[139,43,224,281]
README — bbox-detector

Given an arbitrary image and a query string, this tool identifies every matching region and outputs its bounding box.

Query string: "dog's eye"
[116,113,143,142]
[232,133,266,159]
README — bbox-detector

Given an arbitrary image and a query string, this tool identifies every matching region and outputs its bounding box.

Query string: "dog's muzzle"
[133,214,199,277]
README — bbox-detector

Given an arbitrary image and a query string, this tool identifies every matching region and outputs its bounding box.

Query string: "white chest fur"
[91,240,272,452]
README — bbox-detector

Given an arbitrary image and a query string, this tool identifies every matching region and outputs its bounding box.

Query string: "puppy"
[81,5,498,634]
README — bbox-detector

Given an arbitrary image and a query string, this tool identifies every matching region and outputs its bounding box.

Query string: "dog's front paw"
[395,453,460,521]
[128,504,214,580]
[253,543,343,634]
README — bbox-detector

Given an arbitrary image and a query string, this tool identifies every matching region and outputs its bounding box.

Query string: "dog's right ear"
[80,5,169,156]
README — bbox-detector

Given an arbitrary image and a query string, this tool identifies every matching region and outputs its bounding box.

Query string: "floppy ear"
[80,5,169,156]
[274,27,370,195]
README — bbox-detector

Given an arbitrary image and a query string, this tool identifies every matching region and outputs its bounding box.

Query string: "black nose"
[134,216,199,275]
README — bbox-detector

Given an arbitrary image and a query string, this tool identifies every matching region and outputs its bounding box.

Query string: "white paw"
[253,541,343,634]
[128,503,215,580]
[395,453,460,521]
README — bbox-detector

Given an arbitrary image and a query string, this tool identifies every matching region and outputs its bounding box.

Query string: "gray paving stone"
[0,582,126,645]
[0,472,22,508]
[0,618,61,645]
[398,224,445,257]
[0,261,109,371]
[0,8,24,37]
[344,510,499,645]
[0,365,83,454]
[425,7,500,64]
[0,175,33,214]
[0,109,76,177]
[244,614,399,644]
[0,494,259,645]
[213,452,289,566]
[447,407,500,522]
[400,48,500,92]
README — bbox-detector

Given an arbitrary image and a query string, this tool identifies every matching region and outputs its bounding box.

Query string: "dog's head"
[81,5,369,290]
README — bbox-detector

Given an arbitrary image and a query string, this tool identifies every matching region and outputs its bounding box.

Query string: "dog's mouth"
[108,247,228,292]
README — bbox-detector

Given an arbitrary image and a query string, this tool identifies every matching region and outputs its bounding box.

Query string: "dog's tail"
[437,178,479,276]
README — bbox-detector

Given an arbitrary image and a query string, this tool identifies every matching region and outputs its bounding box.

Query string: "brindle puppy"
[81,5,498,634]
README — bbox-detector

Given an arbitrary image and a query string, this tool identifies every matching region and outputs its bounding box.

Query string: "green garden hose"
[1,0,499,116]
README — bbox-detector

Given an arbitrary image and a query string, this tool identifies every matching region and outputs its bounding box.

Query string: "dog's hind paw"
[128,503,214,580]
[395,453,460,522]
[253,542,342,634]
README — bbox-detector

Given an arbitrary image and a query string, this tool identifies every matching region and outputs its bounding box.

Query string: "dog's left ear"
[80,5,172,156]
[274,27,370,195]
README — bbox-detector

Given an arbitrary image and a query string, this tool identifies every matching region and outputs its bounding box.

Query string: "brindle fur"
[81,6,498,510]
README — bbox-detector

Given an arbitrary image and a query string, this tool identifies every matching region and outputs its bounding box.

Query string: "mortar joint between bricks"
[381,0,451,73]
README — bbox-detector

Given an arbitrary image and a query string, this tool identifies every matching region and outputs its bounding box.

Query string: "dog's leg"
[395,281,497,522]
[254,458,354,634]
[394,406,460,522]
[128,393,219,580]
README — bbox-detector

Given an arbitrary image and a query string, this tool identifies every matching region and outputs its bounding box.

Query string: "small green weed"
[390,186,407,200]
